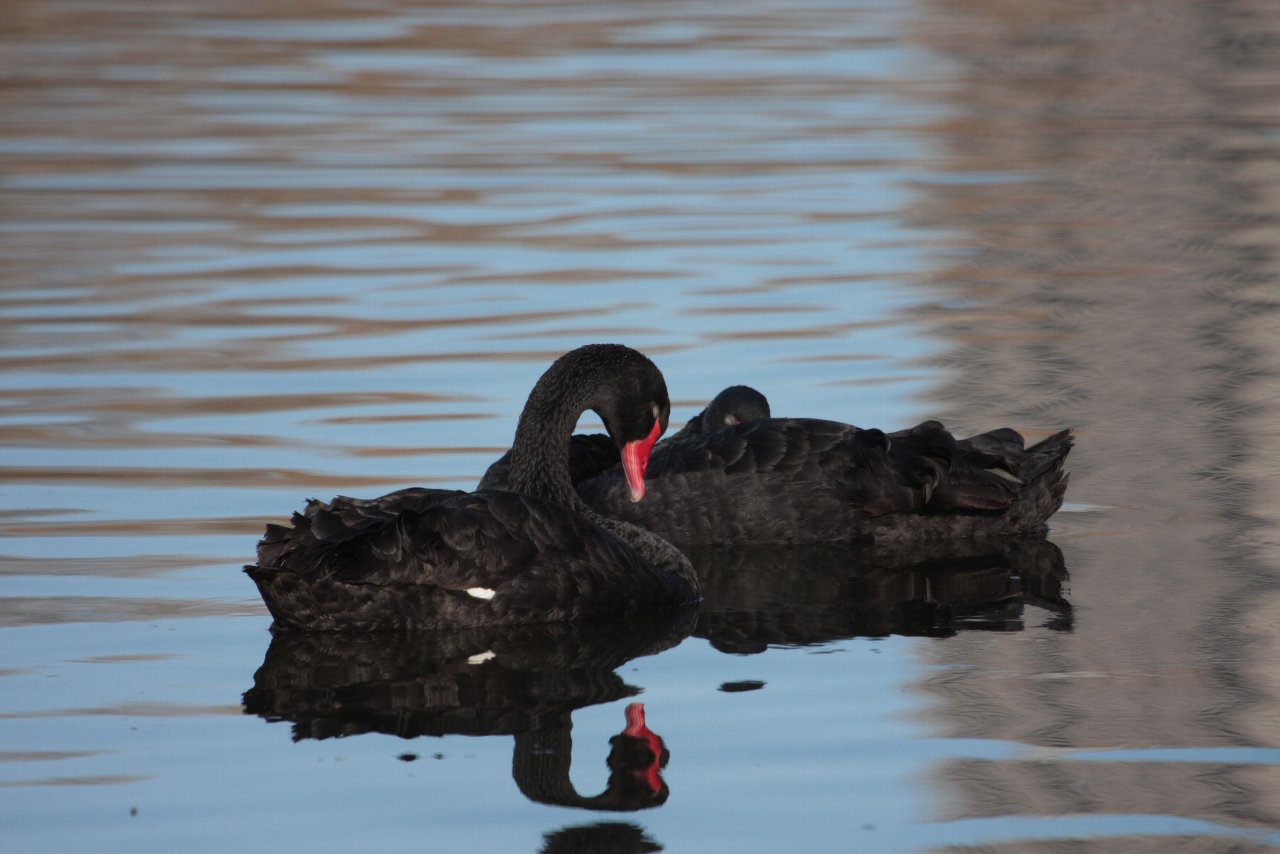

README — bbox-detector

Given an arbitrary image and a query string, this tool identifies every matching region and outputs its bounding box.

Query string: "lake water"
[4,1,1280,851]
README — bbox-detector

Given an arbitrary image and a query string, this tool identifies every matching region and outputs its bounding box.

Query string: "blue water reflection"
[3,0,1279,851]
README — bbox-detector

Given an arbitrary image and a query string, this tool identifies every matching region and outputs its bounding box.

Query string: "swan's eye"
[724,415,738,426]
[651,403,660,419]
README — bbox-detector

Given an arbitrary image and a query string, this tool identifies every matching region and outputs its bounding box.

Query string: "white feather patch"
[465,587,496,600]
[467,650,497,665]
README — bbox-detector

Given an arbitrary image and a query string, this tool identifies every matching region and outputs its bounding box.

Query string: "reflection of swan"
[246,344,697,631]
[537,821,663,854]
[242,609,692,811]
[514,703,669,812]
[690,538,1069,653]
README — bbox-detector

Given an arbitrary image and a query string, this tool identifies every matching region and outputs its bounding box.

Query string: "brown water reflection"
[0,595,258,628]
[909,0,1280,845]
[0,555,211,579]
[0,516,268,538]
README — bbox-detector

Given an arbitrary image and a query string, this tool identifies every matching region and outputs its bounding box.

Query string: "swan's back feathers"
[648,418,861,478]
[636,418,941,517]
[248,487,696,631]
[577,419,1074,545]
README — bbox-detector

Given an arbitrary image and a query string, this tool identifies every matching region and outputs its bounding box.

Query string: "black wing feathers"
[576,417,1073,544]
[252,486,682,621]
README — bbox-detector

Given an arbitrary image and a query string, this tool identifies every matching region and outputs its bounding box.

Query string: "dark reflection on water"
[244,610,692,812]
[243,610,692,741]
[691,538,1069,653]
[538,822,662,854]
[243,542,1068,822]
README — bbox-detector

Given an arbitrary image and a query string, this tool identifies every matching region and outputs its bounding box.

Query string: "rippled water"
[4,1,1280,851]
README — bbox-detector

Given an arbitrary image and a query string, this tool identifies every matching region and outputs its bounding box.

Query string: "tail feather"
[927,426,1073,528]
[1020,429,1074,484]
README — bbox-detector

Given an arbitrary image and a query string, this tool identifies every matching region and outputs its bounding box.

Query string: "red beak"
[619,418,662,503]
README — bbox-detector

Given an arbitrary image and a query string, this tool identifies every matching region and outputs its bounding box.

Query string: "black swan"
[573,414,1074,546]
[245,344,699,631]
[479,383,772,491]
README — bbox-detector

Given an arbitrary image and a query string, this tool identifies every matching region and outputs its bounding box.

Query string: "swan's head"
[705,385,770,429]
[587,346,670,503]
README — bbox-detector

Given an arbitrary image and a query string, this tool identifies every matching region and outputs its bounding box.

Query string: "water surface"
[3,1,1280,852]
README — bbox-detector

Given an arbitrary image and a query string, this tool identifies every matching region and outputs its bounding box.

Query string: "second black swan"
[572,410,1073,546]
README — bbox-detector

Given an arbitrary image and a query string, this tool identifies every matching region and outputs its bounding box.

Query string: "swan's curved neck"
[507,362,596,510]
[504,347,688,577]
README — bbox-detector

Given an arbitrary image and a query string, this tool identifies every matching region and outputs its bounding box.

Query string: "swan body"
[575,417,1073,546]
[246,344,699,631]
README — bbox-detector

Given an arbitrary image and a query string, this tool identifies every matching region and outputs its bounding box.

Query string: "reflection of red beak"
[623,702,666,796]
[623,702,649,736]
[619,419,662,503]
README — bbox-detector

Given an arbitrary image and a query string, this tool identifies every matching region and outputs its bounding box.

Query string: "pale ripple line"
[918,814,1280,850]
[1026,745,1280,766]
[0,596,262,628]
[0,389,487,416]
[0,554,213,579]
[0,466,455,489]
[0,516,270,538]
[0,701,243,720]
[68,653,185,665]
[929,738,1280,767]
[0,750,105,763]
[0,775,151,789]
